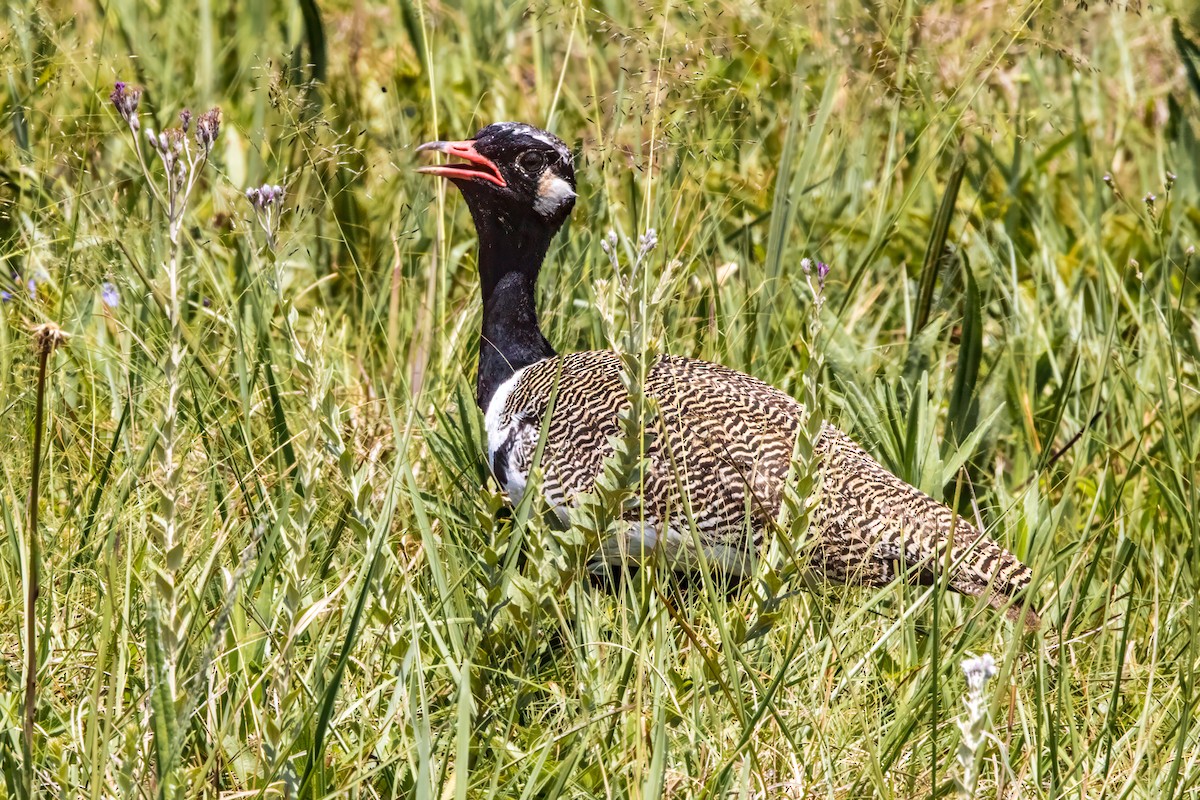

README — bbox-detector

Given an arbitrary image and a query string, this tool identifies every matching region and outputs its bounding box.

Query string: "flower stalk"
[110,82,220,789]
[245,179,313,791]
[749,257,829,637]
[575,229,671,580]
[24,322,69,792]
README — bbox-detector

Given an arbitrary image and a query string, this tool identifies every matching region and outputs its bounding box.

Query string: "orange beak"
[415,139,507,187]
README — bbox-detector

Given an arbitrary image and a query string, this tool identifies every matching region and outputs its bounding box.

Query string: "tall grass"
[1,0,1199,796]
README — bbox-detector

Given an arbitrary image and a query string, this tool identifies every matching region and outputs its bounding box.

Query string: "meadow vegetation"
[2,0,1200,796]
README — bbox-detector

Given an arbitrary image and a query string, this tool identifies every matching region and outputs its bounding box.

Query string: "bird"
[417,121,1040,629]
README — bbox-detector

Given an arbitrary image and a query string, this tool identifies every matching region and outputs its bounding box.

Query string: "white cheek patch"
[534,171,575,216]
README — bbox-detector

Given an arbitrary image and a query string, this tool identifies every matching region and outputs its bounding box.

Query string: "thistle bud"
[816,261,830,288]
[195,107,222,155]
[638,228,658,255]
[109,81,142,127]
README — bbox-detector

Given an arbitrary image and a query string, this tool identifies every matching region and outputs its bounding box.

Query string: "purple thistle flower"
[101,282,120,309]
[246,183,286,211]
[179,108,192,133]
[110,81,142,130]
[800,257,830,289]
[146,127,188,186]
[815,262,831,292]
[195,107,222,155]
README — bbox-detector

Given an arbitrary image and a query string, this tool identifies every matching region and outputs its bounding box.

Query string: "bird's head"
[417,122,576,231]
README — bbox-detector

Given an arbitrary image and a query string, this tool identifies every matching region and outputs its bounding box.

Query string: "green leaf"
[913,151,966,337]
[947,256,982,446]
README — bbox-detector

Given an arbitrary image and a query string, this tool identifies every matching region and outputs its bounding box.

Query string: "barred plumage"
[486,351,1038,626]
[418,121,1040,628]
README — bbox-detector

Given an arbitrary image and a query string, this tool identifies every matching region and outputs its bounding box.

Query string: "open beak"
[415,139,507,187]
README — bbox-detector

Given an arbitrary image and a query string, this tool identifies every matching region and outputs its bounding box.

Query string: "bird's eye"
[518,151,547,173]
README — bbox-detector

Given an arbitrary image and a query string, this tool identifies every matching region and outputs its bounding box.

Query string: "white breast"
[483,365,534,503]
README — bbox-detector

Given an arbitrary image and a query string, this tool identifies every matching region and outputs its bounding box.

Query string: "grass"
[2,0,1200,796]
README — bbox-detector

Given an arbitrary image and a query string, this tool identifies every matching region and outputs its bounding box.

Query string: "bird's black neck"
[472,208,558,409]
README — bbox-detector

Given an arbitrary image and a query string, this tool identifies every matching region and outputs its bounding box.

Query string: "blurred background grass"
[2,0,1200,797]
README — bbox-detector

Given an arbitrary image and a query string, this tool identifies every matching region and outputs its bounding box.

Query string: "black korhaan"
[418,122,1040,628]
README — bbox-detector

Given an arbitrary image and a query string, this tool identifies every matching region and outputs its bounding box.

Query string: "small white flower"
[961,653,997,694]
[638,228,658,255]
[957,652,998,798]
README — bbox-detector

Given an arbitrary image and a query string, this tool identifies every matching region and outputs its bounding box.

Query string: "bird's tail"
[817,427,1041,629]
[933,520,1040,631]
